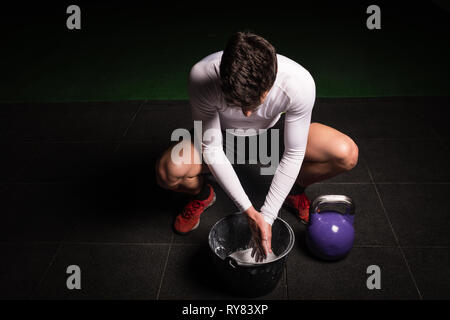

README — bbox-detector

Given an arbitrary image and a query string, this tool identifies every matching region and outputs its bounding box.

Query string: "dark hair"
[219,31,277,110]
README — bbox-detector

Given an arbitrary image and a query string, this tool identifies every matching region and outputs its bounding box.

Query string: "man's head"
[220,31,277,116]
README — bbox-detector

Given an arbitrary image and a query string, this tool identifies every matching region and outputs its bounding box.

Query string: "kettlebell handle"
[311,195,355,215]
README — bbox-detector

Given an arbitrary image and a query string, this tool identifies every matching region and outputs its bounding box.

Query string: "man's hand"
[244,206,272,263]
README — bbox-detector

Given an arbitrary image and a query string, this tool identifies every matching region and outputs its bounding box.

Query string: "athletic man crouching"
[156,31,358,261]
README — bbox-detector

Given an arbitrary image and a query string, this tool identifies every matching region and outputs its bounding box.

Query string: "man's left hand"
[244,206,272,262]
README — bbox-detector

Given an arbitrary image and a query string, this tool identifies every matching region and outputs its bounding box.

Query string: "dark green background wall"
[1,0,449,102]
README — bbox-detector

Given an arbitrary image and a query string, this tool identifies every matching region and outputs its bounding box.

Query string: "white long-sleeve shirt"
[188,51,315,225]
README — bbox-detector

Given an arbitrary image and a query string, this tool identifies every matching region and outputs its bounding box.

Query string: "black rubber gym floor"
[0,97,449,299]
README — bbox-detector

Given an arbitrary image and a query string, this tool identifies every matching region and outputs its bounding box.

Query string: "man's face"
[242,90,269,117]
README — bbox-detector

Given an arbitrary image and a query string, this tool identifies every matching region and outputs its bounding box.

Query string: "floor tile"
[34,244,168,299]
[403,248,450,299]
[0,143,37,182]
[0,185,14,231]
[0,243,58,299]
[286,246,419,299]
[416,97,450,138]
[312,97,439,139]
[113,140,173,184]
[140,100,191,110]
[377,184,450,246]
[0,183,8,194]
[64,183,175,244]
[158,244,287,300]
[17,142,118,183]
[0,184,81,242]
[125,103,192,141]
[0,106,13,139]
[63,141,185,243]
[361,139,450,182]
[0,101,142,141]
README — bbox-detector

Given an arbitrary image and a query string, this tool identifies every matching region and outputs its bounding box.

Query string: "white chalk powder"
[228,248,278,265]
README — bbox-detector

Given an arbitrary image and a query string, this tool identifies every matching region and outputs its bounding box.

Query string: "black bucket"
[208,212,295,297]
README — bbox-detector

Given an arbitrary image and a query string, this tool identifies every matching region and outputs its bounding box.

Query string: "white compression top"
[188,51,315,225]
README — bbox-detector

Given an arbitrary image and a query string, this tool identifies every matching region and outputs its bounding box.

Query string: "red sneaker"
[284,193,311,224]
[174,184,216,234]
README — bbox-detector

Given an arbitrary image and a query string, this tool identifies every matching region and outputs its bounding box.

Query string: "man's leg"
[297,122,359,187]
[155,139,213,234]
[285,122,358,222]
[156,141,209,192]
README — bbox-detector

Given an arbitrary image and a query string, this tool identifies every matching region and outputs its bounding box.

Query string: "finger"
[268,235,273,254]
[257,249,262,263]
[261,239,269,258]
[254,246,260,262]
[262,227,272,255]
[261,247,266,262]
[253,248,260,260]
[267,226,273,254]
[253,248,259,263]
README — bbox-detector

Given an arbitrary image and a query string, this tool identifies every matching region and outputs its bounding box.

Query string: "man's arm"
[188,64,253,213]
[260,75,316,225]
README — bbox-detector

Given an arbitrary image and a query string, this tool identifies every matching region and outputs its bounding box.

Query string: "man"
[156,31,358,261]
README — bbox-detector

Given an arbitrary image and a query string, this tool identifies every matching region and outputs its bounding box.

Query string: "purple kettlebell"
[306,195,355,261]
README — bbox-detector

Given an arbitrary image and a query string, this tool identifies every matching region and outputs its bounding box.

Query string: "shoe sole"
[174,193,217,235]
[283,202,309,225]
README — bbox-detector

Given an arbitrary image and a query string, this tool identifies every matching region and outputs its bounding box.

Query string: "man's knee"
[334,138,359,171]
[155,150,194,190]
[155,154,178,190]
